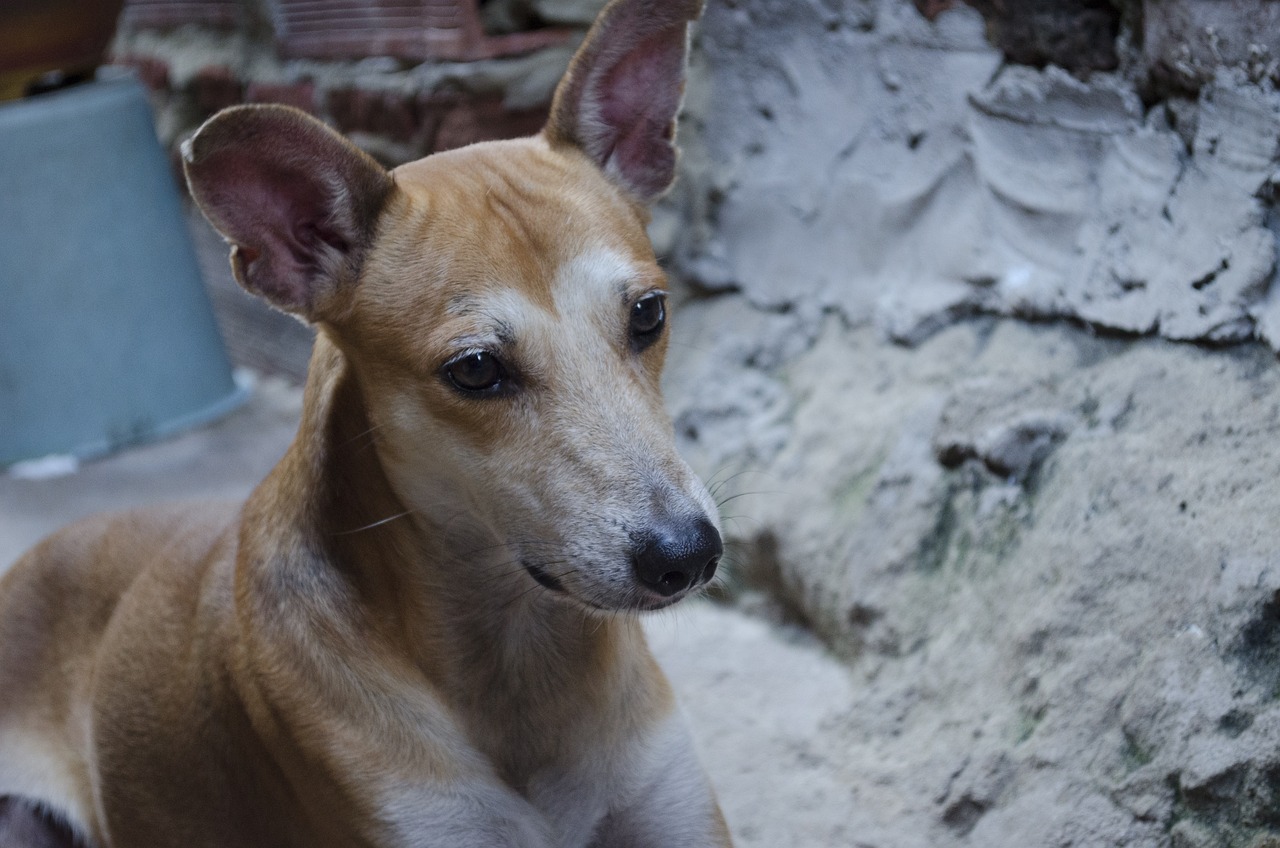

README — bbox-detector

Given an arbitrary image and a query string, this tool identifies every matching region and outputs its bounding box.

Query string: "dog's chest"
[517,719,681,848]
[460,686,664,847]
[439,608,680,844]
[523,750,626,847]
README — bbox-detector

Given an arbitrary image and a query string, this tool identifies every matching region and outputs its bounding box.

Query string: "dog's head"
[184,0,720,612]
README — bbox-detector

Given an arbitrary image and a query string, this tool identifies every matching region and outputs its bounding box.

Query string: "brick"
[246,81,318,114]
[110,55,171,92]
[416,91,461,150]
[327,87,422,142]
[119,0,241,31]
[190,65,243,116]
[270,0,479,62]
[430,93,549,153]
[912,0,960,21]
[268,0,573,62]
[530,0,607,27]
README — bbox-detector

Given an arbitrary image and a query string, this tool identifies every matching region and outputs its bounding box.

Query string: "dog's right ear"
[182,105,393,322]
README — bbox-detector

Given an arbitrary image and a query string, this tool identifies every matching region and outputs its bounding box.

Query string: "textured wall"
[655,1,1280,845]
[661,0,1280,348]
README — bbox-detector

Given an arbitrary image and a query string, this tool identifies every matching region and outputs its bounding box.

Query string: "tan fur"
[0,1,730,844]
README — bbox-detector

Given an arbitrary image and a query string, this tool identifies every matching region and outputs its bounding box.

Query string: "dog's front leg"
[587,714,733,848]
[372,782,556,848]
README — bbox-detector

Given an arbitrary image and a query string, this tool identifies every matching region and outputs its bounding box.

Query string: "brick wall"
[109,0,605,166]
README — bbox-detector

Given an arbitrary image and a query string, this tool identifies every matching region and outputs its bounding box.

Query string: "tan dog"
[0,0,734,844]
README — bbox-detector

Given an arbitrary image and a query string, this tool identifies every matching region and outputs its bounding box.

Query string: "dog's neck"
[237,333,665,779]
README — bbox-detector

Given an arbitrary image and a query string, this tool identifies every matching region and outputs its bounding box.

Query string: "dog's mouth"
[523,561,567,593]
[522,559,701,613]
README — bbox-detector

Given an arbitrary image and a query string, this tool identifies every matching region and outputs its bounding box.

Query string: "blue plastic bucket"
[0,73,247,467]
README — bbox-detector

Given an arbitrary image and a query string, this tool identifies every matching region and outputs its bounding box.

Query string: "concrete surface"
[0,374,855,848]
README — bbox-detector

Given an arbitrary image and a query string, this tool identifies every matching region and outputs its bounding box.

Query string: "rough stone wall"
[655,1,1280,845]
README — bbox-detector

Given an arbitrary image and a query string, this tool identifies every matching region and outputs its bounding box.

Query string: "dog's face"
[348,140,721,611]
[184,0,719,612]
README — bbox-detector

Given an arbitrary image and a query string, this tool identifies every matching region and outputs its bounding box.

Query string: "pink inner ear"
[186,106,393,318]
[593,26,687,200]
[203,154,340,310]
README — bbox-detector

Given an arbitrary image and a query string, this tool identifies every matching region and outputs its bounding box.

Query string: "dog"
[0,0,734,844]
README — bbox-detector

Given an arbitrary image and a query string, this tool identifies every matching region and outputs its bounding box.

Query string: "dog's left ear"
[544,0,703,205]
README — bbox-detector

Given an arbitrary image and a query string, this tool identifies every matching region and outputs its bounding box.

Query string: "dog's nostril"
[632,517,723,598]
[657,570,692,595]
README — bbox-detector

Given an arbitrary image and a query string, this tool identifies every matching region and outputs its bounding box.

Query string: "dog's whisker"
[714,489,776,508]
[719,513,764,529]
[332,510,415,535]
[707,466,771,498]
[336,421,391,452]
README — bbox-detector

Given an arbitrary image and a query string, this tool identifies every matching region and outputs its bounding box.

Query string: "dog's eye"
[445,351,504,394]
[630,293,666,346]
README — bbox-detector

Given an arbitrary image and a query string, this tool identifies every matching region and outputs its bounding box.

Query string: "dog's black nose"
[632,517,723,597]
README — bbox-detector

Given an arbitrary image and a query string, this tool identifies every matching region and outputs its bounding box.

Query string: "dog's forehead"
[433,246,648,359]
[551,247,654,314]
[390,138,654,268]
[372,138,662,333]
[444,240,634,297]
[355,137,665,366]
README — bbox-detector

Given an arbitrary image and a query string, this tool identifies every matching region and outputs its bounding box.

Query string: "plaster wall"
[654,2,1280,844]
